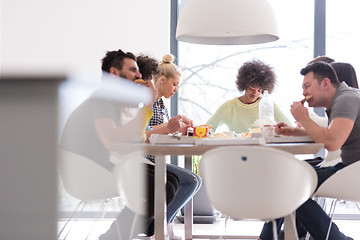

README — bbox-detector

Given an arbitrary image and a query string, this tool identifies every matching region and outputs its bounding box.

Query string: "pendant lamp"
[176,0,279,45]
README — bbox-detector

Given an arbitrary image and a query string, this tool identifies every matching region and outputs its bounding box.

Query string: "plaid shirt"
[149,98,170,127]
[147,98,170,162]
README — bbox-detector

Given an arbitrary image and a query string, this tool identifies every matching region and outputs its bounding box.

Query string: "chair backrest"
[319,149,341,167]
[199,146,318,221]
[113,151,148,215]
[315,160,360,203]
[58,149,119,201]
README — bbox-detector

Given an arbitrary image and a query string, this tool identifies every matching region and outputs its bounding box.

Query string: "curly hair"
[136,54,160,80]
[235,59,276,93]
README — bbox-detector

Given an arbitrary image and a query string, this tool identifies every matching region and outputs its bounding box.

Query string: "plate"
[149,134,195,144]
[265,135,314,143]
[194,137,265,146]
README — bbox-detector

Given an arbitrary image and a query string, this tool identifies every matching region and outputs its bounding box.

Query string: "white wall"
[0,0,171,76]
[0,78,61,240]
[0,1,171,239]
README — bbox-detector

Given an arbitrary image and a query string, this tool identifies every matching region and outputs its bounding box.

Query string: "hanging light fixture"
[176,0,279,45]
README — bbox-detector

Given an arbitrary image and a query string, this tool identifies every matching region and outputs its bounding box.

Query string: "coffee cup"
[223,131,235,138]
[261,125,275,139]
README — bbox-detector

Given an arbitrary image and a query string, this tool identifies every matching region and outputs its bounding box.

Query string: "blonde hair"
[153,54,181,82]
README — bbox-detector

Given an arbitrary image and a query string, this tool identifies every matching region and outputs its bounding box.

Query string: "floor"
[173,218,360,240]
[57,217,360,240]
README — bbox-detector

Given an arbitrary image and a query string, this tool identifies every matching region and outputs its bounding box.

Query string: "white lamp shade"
[176,0,279,45]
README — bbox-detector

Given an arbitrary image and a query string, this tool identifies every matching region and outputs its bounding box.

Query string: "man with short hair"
[260,61,357,240]
[101,49,142,80]
[61,49,181,240]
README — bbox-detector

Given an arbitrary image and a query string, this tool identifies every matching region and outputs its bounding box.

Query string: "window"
[327,0,360,85]
[176,0,360,220]
[326,0,360,219]
[177,0,314,128]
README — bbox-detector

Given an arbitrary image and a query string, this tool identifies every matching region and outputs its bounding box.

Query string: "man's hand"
[275,122,294,136]
[290,101,309,123]
[275,121,307,136]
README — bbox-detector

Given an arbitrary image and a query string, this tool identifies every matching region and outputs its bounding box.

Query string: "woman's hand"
[167,115,183,133]
[178,122,191,136]
[179,114,193,127]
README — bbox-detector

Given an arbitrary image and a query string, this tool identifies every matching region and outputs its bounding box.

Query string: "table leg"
[184,155,193,240]
[155,155,167,240]
[284,212,299,240]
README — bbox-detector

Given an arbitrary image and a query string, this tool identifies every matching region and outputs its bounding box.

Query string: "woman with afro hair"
[206,59,291,133]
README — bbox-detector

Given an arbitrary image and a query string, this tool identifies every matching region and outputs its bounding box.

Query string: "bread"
[301,95,312,104]
[240,132,252,138]
[135,79,146,85]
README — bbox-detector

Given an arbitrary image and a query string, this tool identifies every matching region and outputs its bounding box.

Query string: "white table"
[112,141,324,240]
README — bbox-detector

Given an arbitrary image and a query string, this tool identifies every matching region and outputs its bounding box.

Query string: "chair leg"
[317,197,327,211]
[224,216,230,239]
[129,213,144,240]
[85,199,111,240]
[283,212,299,240]
[305,197,333,240]
[271,220,278,240]
[58,201,86,240]
[325,199,338,240]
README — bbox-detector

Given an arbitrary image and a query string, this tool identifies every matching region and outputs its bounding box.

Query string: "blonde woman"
[138,53,201,240]
[144,54,192,138]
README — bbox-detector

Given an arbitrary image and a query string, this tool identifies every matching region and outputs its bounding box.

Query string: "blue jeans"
[166,163,202,223]
[260,162,350,240]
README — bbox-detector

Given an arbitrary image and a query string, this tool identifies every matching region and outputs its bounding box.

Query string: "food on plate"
[240,132,252,138]
[249,128,261,134]
[134,79,146,85]
[213,132,229,138]
[223,131,235,138]
[301,95,312,104]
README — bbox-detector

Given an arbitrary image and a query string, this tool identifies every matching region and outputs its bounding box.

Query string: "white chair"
[57,149,120,240]
[113,151,149,216]
[112,150,152,240]
[313,149,341,223]
[199,145,318,240]
[310,160,360,240]
[319,149,341,167]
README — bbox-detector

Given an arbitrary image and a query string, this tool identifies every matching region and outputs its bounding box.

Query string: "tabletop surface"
[112,141,324,156]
